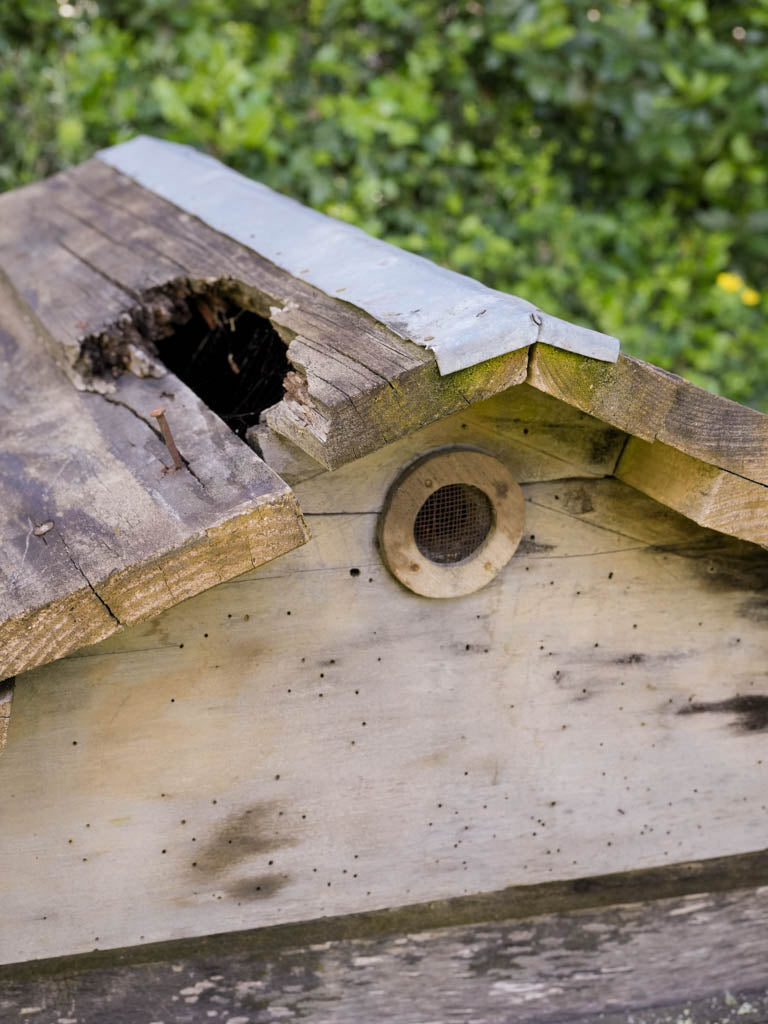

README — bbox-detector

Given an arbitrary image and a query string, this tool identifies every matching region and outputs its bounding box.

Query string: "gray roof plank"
[99,135,620,373]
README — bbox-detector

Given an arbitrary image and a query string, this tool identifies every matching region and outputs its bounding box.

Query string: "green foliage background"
[2,0,767,405]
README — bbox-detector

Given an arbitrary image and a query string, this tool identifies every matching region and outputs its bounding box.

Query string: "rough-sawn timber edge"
[0,494,308,682]
[528,344,768,547]
[0,846,765,981]
[2,886,766,1023]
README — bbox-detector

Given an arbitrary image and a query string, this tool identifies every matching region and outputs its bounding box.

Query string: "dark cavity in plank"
[78,281,289,439]
[155,291,288,439]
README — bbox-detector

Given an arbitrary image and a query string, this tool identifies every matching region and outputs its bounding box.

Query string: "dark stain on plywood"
[195,803,296,877]
[588,427,626,467]
[227,874,289,901]
[678,695,768,733]
[653,538,768,596]
[560,485,595,515]
[0,452,50,524]
[738,596,768,623]
[516,536,556,556]
[0,323,17,358]
[615,652,645,665]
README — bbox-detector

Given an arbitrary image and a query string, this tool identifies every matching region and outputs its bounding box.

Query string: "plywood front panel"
[2,449,767,963]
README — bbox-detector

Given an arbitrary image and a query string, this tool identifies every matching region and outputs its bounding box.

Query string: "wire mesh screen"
[413,484,493,565]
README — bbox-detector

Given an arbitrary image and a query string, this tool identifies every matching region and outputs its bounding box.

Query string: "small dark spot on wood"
[561,485,594,515]
[517,537,555,555]
[226,874,288,901]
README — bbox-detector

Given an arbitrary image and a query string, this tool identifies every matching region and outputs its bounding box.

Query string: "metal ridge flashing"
[98,136,620,374]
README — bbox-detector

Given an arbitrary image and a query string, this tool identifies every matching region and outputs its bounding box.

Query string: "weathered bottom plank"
[2,882,767,1023]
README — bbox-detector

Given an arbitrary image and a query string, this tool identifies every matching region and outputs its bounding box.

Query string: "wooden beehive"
[1,138,767,975]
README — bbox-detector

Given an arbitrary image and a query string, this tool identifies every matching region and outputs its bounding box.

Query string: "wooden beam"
[659,380,768,485]
[529,343,768,487]
[617,437,768,547]
[528,344,680,441]
[2,884,767,1023]
[0,279,308,680]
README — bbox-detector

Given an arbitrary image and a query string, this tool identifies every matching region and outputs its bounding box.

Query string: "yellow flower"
[716,271,744,293]
[741,287,760,306]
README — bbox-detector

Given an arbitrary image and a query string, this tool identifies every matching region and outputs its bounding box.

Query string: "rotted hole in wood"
[154,289,289,439]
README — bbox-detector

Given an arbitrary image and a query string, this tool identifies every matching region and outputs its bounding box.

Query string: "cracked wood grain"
[0,277,308,680]
[0,678,14,757]
[0,159,529,470]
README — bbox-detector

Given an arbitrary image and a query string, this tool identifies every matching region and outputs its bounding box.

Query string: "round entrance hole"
[378,448,525,598]
[413,484,494,564]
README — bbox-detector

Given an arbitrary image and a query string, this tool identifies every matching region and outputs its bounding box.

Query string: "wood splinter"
[0,678,14,757]
[150,407,184,473]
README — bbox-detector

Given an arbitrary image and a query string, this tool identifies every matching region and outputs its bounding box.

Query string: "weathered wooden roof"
[100,136,621,374]
[0,281,308,679]
[1,136,768,680]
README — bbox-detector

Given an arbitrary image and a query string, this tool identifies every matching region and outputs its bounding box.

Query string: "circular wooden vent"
[378,449,525,598]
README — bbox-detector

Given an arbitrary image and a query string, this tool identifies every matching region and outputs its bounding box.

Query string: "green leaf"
[56,115,84,148]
